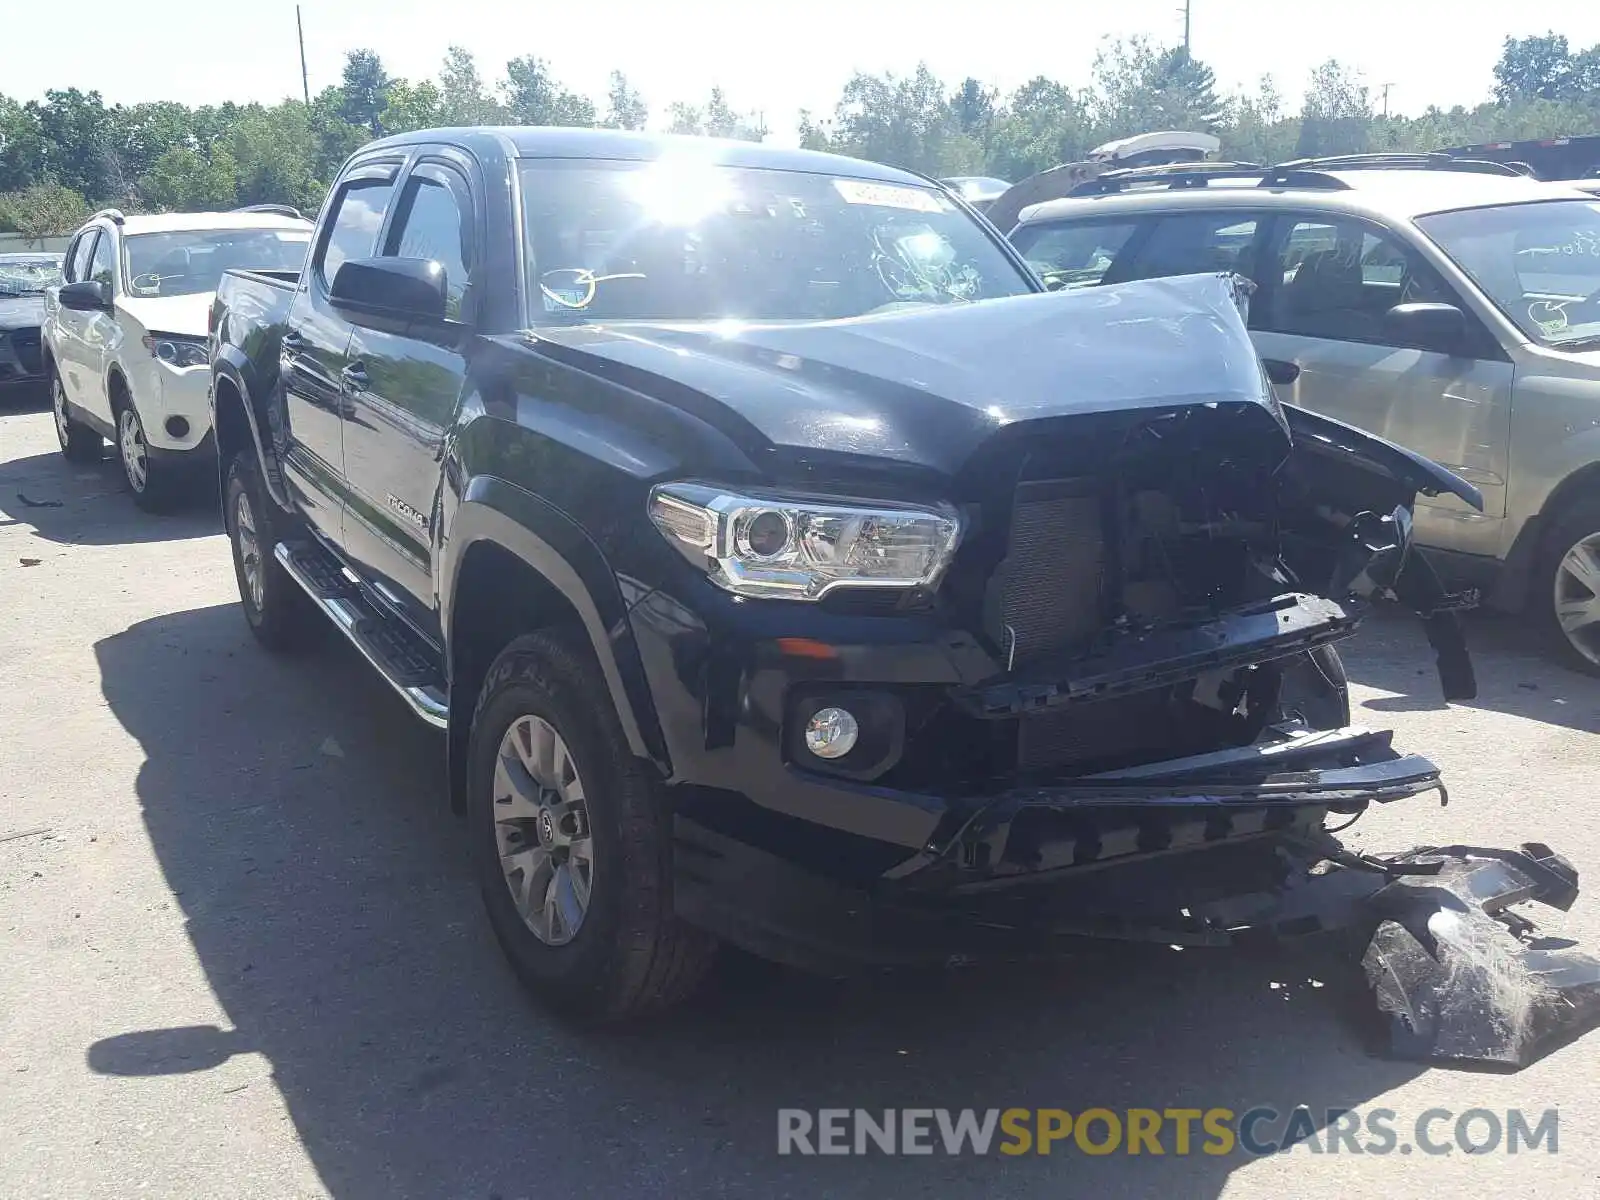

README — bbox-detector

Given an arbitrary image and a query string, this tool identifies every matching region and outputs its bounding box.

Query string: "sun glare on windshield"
[625,157,736,227]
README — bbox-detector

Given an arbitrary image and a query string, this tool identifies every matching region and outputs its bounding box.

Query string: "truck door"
[1251,213,1514,561]
[281,161,401,546]
[339,156,477,642]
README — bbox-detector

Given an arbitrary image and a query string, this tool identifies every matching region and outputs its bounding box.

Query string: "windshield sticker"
[539,266,647,311]
[832,180,948,213]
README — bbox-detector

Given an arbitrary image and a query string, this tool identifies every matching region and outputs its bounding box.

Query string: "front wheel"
[468,632,717,1021]
[1540,496,1600,676]
[116,402,183,511]
[51,371,101,463]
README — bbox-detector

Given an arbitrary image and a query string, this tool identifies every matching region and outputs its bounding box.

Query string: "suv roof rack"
[1277,152,1524,177]
[231,203,308,220]
[1068,163,1351,197]
[90,208,126,226]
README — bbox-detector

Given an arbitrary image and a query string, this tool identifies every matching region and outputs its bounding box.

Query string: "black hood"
[528,273,1274,478]
[0,294,45,331]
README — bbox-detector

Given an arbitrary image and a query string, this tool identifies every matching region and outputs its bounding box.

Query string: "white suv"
[43,207,311,508]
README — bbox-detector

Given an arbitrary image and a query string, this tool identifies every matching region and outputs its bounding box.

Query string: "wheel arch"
[1498,459,1600,612]
[211,349,292,510]
[441,478,669,814]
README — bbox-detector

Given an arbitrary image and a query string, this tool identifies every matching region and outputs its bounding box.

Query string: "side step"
[274,541,449,729]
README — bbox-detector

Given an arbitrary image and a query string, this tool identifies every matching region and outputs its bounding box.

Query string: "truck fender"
[211,348,291,510]
[441,476,668,770]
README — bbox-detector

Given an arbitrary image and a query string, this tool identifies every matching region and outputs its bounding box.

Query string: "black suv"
[210,128,1483,1019]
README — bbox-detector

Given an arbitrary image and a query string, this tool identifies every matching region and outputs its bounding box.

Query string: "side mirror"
[329,257,447,324]
[1384,302,1466,354]
[59,280,111,312]
[1262,357,1301,386]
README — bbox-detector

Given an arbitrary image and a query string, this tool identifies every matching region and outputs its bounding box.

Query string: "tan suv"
[1009,156,1600,674]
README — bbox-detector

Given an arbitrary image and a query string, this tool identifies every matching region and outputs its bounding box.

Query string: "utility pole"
[296,5,311,106]
[1381,82,1393,118]
[1179,0,1192,55]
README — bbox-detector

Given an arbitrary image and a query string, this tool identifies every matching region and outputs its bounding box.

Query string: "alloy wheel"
[491,715,594,946]
[234,490,265,612]
[1554,530,1600,667]
[52,377,71,450]
[118,407,148,493]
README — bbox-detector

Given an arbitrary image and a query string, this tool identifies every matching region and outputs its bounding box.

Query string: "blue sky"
[9,0,1600,145]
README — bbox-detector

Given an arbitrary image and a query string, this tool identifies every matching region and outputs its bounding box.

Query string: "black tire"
[1278,644,1351,730]
[224,449,315,651]
[113,394,184,512]
[468,631,717,1021]
[1536,493,1600,677]
[50,369,102,463]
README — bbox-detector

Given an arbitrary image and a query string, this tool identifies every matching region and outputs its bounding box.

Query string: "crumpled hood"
[116,292,213,337]
[527,273,1272,477]
[0,294,45,331]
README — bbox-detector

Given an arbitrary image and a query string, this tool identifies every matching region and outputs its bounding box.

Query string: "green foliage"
[2,35,1597,217]
[0,181,89,240]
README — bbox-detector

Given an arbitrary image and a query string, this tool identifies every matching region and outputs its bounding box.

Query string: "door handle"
[340,362,369,391]
[280,330,306,354]
[1261,357,1301,386]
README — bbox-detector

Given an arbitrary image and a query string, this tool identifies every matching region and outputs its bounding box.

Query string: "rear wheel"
[51,370,101,463]
[468,631,717,1021]
[225,450,314,651]
[1539,495,1600,676]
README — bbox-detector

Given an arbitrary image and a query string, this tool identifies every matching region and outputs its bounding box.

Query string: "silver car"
[1009,158,1600,674]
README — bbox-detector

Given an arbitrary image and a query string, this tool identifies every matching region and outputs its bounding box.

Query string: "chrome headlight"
[142,332,208,369]
[648,482,962,600]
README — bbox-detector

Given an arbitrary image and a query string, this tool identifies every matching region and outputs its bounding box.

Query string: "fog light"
[164,415,190,439]
[804,706,859,759]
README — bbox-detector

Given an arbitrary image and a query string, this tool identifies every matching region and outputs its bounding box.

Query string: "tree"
[339,49,392,137]
[1295,59,1373,158]
[383,79,444,134]
[1493,33,1575,102]
[503,56,596,126]
[139,146,237,211]
[813,65,973,173]
[1088,38,1222,135]
[0,182,89,241]
[33,89,118,202]
[436,46,501,125]
[1220,75,1298,165]
[603,72,648,131]
[985,77,1092,180]
[0,96,47,192]
[666,88,764,141]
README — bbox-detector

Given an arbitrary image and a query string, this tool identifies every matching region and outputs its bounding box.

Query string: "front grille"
[1017,691,1174,773]
[989,480,1104,664]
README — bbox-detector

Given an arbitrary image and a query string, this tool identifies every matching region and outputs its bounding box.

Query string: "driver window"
[316,177,397,292]
[66,233,96,284]
[88,233,116,290]
[386,173,472,321]
[1262,217,1453,348]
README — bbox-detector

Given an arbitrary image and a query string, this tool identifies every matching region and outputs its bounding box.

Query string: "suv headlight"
[648,482,962,600]
[142,332,208,369]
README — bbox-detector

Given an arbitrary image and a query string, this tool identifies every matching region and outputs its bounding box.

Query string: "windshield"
[1417,199,1600,349]
[0,256,63,296]
[517,158,1035,324]
[123,229,311,298]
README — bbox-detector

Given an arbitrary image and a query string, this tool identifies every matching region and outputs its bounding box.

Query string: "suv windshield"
[0,256,63,296]
[1417,199,1600,349]
[517,158,1035,324]
[124,228,311,298]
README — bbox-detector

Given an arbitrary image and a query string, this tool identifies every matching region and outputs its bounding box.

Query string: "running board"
[273,541,449,729]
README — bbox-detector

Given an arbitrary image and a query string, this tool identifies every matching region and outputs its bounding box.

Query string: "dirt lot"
[2,397,1598,1199]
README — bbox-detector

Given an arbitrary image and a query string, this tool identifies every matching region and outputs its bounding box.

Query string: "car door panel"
[55,232,97,407]
[338,157,476,641]
[280,164,402,547]
[1252,213,1513,558]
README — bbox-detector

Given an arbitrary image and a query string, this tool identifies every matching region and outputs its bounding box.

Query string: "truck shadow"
[1339,606,1600,736]
[90,604,1424,1199]
[0,450,220,546]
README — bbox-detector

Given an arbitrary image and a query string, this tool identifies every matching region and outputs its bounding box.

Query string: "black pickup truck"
[207,127,1596,1052]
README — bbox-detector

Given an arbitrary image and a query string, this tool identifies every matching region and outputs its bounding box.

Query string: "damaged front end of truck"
[625,274,1599,1068]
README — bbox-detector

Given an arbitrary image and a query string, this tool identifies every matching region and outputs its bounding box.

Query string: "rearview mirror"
[1384,302,1466,354]
[59,280,111,312]
[329,257,447,324]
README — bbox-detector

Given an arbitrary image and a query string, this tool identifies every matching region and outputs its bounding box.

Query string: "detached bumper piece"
[1357,844,1600,1068]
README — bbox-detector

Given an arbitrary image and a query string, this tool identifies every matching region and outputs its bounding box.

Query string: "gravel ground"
[2,397,1598,1199]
